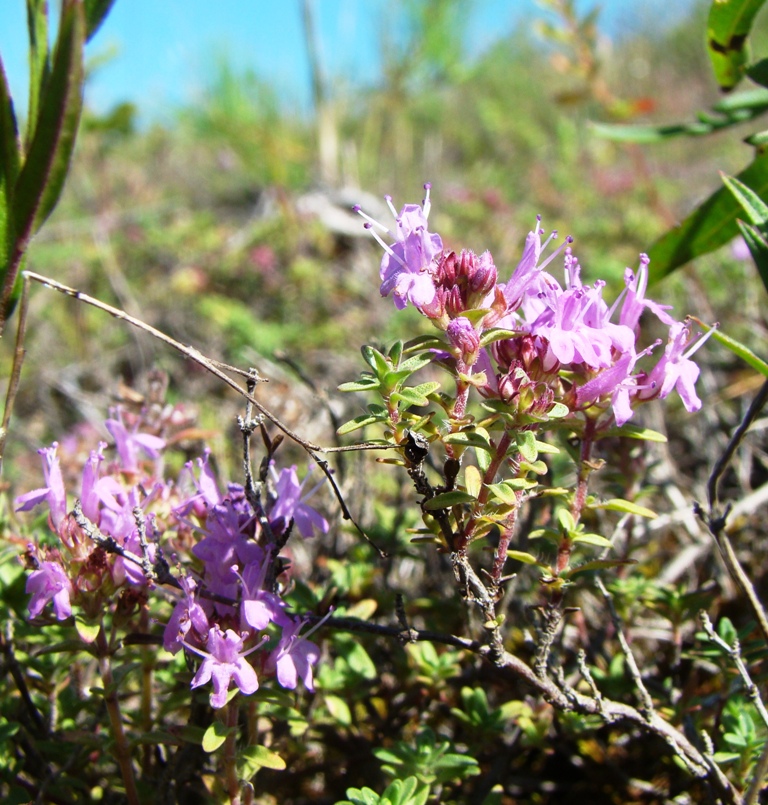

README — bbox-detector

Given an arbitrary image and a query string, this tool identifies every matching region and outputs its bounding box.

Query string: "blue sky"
[0,0,698,125]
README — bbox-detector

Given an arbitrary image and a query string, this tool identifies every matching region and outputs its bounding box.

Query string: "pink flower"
[269,463,329,538]
[15,443,67,530]
[26,561,73,620]
[356,184,443,311]
[189,626,259,709]
[267,617,320,691]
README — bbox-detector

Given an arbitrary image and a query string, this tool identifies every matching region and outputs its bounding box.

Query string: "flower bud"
[447,317,481,366]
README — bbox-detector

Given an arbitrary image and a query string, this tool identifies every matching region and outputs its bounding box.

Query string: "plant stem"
[95,622,140,805]
[224,700,241,805]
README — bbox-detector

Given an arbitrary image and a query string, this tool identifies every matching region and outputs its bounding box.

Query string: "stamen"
[384,194,399,219]
[365,225,407,270]
[354,206,395,238]
[423,183,432,218]
[682,321,717,360]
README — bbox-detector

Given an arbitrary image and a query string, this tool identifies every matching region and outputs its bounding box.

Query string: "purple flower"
[446,317,481,365]
[239,558,290,631]
[638,321,703,412]
[269,463,329,538]
[15,443,67,530]
[164,575,211,654]
[188,626,259,709]
[616,255,674,332]
[267,617,320,691]
[80,443,106,523]
[356,184,443,310]
[26,560,73,620]
[105,407,166,474]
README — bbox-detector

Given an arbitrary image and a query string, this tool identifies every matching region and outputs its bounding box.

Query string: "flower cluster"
[357,185,707,426]
[16,400,328,708]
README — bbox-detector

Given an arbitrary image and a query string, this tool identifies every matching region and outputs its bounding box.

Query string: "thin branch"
[22,271,391,456]
[595,576,654,719]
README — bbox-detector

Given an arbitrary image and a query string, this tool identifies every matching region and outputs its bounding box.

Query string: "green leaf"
[238,744,286,775]
[707,0,767,90]
[396,353,433,374]
[0,56,20,269]
[74,617,100,643]
[738,219,768,294]
[337,408,389,436]
[722,173,768,225]
[202,721,234,753]
[571,532,613,548]
[593,498,657,519]
[748,57,768,88]
[442,430,493,452]
[423,490,477,510]
[324,694,352,726]
[402,334,448,353]
[84,0,117,41]
[26,0,51,147]
[516,430,538,463]
[391,382,440,408]
[486,482,521,506]
[361,345,390,376]
[590,89,768,143]
[338,376,381,392]
[693,318,768,377]
[479,328,518,347]
[647,151,768,279]
[15,0,85,243]
[388,339,403,365]
[567,559,637,577]
[601,423,668,442]
[506,549,547,567]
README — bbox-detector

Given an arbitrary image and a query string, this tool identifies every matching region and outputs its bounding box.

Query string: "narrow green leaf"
[388,339,403,365]
[590,120,710,144]
[693,318,768,377]
[464,464,482,499]
[396,353,433,374]
[707,0,767,90]
[722,173,768,225]
[442,430,493,451]
[391,382,440,408]
[336,411,388,436]
[361,345,390,376]
[402,333,448,353]
[0,56,20,269]
[747,57,768,88]
[647,151,768,279]
[601,423,668,442]
[571,532,613,548]
[238,744,286,773]
[593,498,658,518]
[15,0,85,242]
[202,721,233,753]
[479,328,518,347]
[324,694,352,726]
[737,219,768,294]
[506,549,547,567]
[26,0,50,146]
[486,482,520,506]
[567,559,637,577]
[75,617,100,643]
[746,129,768,146]
[516,430,538,463]
[337,377,380,392]
[423,490,477,510]
[84,0,117,41]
